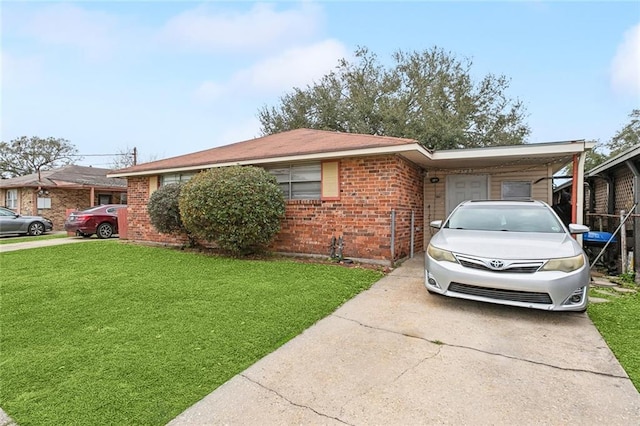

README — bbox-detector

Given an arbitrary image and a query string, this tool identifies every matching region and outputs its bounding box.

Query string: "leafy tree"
[258,46,530,150]
[0,136,80,178]
[584,141,609,171]
[179,166,286,255]
[608,109,640,157]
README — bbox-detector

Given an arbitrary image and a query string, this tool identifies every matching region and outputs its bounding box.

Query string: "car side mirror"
[568,224,589,234]
[430,220,443,229]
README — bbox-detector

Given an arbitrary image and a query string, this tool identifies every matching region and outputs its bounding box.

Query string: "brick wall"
[40,189,89,230]
[126,176,189,245]
[125,155,425,263]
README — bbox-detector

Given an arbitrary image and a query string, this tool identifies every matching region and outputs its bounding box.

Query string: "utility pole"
[133,147,137,165]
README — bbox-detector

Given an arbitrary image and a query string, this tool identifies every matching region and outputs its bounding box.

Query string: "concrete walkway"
[169,255,640,425]
[0,234,96,253]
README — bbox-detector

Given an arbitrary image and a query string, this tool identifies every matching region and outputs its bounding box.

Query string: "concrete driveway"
[170,255,639,425]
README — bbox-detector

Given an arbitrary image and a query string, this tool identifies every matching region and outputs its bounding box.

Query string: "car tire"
[96,223,114,239]
[28,221,45,236]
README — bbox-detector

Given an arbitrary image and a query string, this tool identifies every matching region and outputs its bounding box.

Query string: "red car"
[64,204,127,239]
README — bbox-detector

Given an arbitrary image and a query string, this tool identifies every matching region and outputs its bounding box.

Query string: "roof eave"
[432,140,590,161]
[587,144,640,177]
[108,144,433,178]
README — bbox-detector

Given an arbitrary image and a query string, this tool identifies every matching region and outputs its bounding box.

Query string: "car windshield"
[444,204,564,233]
[79,205,124,213]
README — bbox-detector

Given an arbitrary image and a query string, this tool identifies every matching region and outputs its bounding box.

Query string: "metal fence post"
[621,210,627,274]
[410,210,415,258]
[390,209,396,266]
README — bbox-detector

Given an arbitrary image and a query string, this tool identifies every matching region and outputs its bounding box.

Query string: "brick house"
[0,165,127,230]
[110,129,593,265]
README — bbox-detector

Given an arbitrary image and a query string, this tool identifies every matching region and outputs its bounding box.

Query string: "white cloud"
[194,39,348,101]
[194,81,225,102]
[22,3,120,59]
[161,2,323,52]
[611,23,640,96]
[237,39,349,91]
[0,50,44,89]
[217,116,263,145]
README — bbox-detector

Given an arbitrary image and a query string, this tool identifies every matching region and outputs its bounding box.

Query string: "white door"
[446,175,488,215]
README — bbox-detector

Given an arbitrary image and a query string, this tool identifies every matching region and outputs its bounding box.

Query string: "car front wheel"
[28,222,45,236]
[96,223,114,239]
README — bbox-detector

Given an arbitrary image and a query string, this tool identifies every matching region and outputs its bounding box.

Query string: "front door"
[98,194,111,205]
[446,175,488,215]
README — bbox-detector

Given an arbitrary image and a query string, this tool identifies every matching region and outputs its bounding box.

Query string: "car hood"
[19,214,50,221]
[430,229,582,260]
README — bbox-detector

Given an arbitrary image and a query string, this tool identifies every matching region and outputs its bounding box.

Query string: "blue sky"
[2,1,639,168]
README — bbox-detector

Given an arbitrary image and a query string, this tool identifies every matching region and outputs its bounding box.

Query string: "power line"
[70,153,131,157]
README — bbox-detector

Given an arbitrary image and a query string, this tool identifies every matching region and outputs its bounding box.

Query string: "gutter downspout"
[605,175,615,215]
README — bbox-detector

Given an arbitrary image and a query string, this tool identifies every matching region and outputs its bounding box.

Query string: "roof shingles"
[113,128,420,175]
[0,165,127,189]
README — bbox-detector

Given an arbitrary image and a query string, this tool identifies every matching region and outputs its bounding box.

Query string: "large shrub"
[147,183,186,234]
[179,166,286,254]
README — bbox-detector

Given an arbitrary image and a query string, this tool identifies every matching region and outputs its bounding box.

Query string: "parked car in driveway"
[64,204,126,239]
[425,199,590,312]
[0,206,54,236]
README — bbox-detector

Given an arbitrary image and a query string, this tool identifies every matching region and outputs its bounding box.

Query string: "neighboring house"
[582,144,640,274]
[0,165,127,230]
[109,128,593,265]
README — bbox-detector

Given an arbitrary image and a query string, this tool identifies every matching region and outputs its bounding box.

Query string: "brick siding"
[124,154,424,263]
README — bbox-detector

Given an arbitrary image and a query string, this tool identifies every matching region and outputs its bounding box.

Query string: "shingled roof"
[111,128,422,176]
[108,128,594,178]
[0,165,127,189]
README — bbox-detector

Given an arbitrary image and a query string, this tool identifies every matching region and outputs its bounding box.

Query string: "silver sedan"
[425,200,590,312]
[0,206,54,236]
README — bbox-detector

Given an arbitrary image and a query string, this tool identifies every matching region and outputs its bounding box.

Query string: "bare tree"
[109,146,137,169]
[0,136,80,178]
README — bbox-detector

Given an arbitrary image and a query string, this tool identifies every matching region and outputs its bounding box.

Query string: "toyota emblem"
[489,260,504,269]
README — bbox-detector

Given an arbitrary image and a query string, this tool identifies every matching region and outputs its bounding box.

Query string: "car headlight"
[427,244,458,263]
[540,254,585,272]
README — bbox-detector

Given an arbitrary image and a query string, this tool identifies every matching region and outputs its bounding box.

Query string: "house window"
[502,181,532,200]
[37,197,52,209]
[159,172,196,186]
[266,163,322,200]
[5,189,17,209]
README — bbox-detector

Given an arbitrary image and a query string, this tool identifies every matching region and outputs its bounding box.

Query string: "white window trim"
[159,172,196,186]
[5,189,17,209]
[266,163,322,200]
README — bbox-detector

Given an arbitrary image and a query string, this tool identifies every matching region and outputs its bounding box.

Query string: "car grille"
[449,282,552,304]
[457,259,542,273]
[456,255,543,274]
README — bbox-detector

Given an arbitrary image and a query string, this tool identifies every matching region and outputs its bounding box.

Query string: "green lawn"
[588,287,640,391]
[0,233,68,245]
[0,242,383,425]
